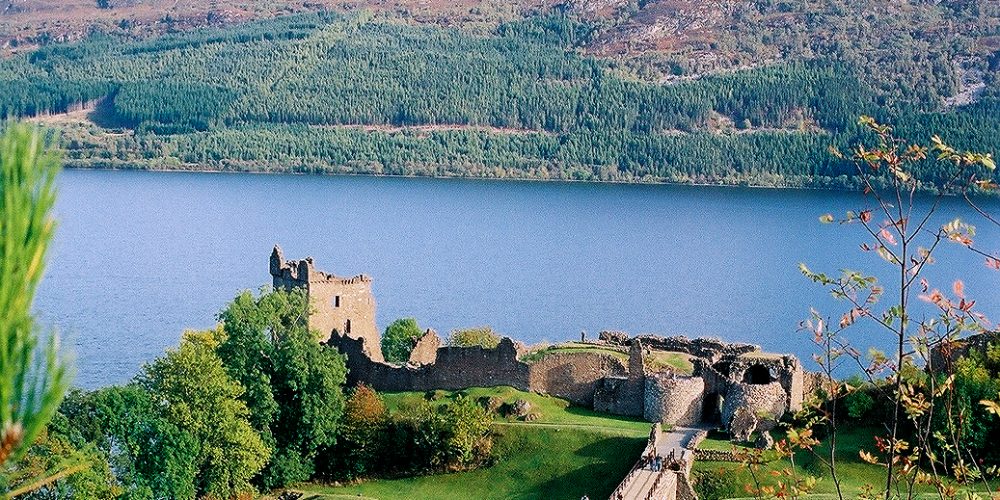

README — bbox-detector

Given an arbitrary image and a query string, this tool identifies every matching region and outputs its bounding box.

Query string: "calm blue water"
[34,170,1000,388]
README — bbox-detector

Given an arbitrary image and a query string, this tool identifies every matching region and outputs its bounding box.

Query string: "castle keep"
[269,245,383,361]
[271,249,807,431]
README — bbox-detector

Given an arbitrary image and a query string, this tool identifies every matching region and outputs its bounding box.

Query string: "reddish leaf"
[880,227,897,245]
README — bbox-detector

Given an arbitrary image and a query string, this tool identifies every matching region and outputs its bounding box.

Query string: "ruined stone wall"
[528,352,627,407]
[693,449,739,462]
[416,340,530,390]
[644,374,705,426]
[729,354,803,413]
[408,329,441,365]
[695,359,730,395]
[270,246,381,361]
[593,342,647,416]
[334,336,533,392]
[786,360,804,412]
[802,371,825,398]
[331,332,641,409]
[720,383,788,429]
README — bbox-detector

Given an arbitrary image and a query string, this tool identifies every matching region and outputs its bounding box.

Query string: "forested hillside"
[2,9,999,188]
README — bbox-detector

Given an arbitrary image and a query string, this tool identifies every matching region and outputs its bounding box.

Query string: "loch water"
[36,170,1000,388]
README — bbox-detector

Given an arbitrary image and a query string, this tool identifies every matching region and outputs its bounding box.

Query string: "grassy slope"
[305,426,643,500]
[646,350,694,374]
[301,386,649,499]
[519,342,629,364]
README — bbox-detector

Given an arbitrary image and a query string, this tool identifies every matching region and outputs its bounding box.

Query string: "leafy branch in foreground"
[0,122,74,495]
[793,117,999,500]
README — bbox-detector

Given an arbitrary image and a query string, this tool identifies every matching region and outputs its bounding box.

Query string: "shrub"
[384,397,494,475]
[844,389,876,420]
[324,384,388,480]
[449,326,502,349]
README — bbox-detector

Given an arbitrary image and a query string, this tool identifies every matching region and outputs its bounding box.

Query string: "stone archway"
[743,364,772,385]
[702,392,721,424]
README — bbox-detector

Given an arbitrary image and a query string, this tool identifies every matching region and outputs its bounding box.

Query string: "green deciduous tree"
[57,385,199,499]
[140,329,269,499]
[217,288,347,490]
[382,318,423,363]
[3,427,119,499]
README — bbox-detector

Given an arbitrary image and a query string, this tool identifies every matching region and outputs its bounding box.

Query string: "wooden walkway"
[609,425,702,500]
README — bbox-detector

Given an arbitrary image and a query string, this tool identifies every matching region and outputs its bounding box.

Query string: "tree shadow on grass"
[526,436,645,499]
[562,405,647,424]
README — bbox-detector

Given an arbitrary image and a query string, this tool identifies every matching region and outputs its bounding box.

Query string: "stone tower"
[269,245,383,361]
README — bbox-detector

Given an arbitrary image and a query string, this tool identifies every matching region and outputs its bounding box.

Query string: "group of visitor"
[642,452,663,472]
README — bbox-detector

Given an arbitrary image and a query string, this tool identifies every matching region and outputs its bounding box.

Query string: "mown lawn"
[298,387,649,500]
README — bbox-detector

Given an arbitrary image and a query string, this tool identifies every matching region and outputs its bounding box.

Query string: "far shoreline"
[62,163,999,199]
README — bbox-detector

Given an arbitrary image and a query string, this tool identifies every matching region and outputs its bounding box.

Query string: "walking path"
[657,426,702,458]
[610,424,708,500]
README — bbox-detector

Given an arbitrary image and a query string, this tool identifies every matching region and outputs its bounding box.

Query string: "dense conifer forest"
[2,11,999,188]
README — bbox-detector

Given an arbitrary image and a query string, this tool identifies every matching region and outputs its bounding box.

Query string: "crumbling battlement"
[270,245,382,361]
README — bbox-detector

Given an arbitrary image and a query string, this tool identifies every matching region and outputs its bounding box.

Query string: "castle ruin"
[269,245,383,361]
[270,248,806,431]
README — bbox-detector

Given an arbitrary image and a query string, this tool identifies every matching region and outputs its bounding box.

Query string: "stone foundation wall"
[332,333,633,407]
[693,449,740,462]
[528,352,627,406]
[644,374,705,426]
